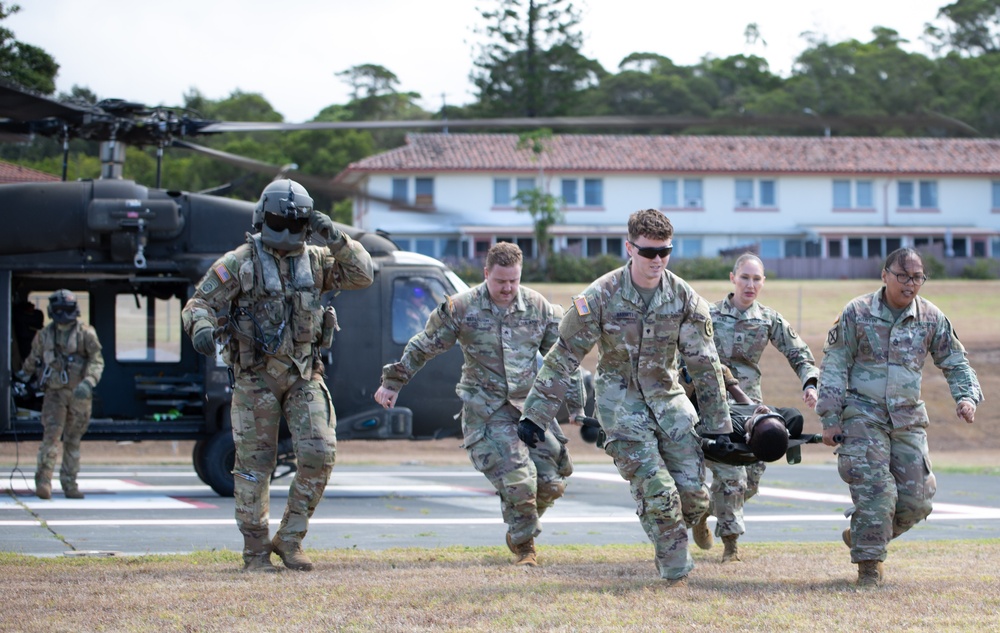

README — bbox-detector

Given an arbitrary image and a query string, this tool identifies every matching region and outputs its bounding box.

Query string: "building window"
[898,181,914,207]
[919,180,937,208]
[515,237,535,257]
[494,178,511,205]
[835,180,874,208]
[606,237,623,257]
[442,239,460,259]
[828,239,842,258]
[857,181,873,207]
[848,238,864,258]
[992,182,1000,209]
[886,237,902,253]
[833,180,851,208]
[415,239,435,257]
[683,179,703,207]
[661,179,678,207]
[735,180,754,207]
[759,180,776,207]
[759,239,780,258]
[392,178,408,203]
[679,238,702,258]
[516,178,536,195]
[586,237,603,256]
[561,179,578,205]
[414,177,434,206]
[584,179,603,206]
[867,237,883,259]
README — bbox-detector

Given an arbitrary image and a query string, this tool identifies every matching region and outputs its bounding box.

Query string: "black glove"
[309,212,342,246]
[517,419,546,449]
[579,416,602,444]
[192,327,216,357]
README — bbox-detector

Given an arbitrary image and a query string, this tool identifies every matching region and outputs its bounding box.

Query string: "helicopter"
[0,82,604,496]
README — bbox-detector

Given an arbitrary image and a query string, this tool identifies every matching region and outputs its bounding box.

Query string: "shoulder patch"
[573,296,590,316]
[827,326,838,346]
[704,318,713,338]
[447,295,455,314]
[213,262,232,283]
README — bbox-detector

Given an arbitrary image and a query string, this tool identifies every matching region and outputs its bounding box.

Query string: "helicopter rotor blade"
[170,139,428,211]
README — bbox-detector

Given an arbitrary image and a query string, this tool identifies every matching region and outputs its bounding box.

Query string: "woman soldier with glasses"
[817,247,982,587]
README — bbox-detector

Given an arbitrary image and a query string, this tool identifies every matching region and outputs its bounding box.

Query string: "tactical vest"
[38,322,89,390]
[226,234,335,375]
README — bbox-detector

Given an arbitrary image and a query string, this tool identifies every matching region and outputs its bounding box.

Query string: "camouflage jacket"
[522,263,732,442]
[22,321,104,392]
[816,288,983,430]
[710,294,819,402]
[381,284,581,431]
[182,233,373,378]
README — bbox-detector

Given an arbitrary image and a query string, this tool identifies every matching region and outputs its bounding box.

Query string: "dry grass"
[2,541,998,632]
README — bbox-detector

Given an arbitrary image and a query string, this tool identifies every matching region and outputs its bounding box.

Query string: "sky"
[7,0,952,123]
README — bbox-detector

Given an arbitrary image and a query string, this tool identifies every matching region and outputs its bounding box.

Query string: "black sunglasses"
[629,241,673,259]
[264,213,309,234]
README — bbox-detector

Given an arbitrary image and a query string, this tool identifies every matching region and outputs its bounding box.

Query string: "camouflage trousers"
[36,387,92,490]
[604,421,709,581]
[464,403,572,546]
[230,369,336,554]
[836,413,935,563]
[706,459,764,537]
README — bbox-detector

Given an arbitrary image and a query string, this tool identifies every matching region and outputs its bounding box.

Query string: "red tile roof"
[338,134,1000,178]
[0,160,59,183]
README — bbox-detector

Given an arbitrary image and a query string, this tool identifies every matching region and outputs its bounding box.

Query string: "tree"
[0,2,58,94]
[471,0,604,118]
[514,129,561,273]
[925,0,1000,55]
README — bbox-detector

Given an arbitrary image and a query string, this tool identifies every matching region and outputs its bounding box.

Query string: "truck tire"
[201,430,236,497]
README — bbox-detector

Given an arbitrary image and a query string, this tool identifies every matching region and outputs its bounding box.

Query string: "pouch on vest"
[320,306,340,349]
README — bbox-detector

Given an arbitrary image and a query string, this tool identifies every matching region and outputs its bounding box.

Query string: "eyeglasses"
[628,242,673,259]
[886,269,927,286]
[264,213,309,234]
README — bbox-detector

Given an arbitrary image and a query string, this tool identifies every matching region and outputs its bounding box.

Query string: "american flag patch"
[213,263,232,283]
[574,296,590,316]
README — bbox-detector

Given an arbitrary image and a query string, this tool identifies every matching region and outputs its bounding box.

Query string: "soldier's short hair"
[627,209,673,242]
[486,241,523,269]
[883,247,922,273]
[749,417,788,462]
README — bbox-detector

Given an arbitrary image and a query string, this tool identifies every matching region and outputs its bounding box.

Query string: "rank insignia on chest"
[213,263,232,283]
[574,296,590,316]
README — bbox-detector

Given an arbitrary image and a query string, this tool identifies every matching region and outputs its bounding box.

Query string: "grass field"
[2,541,998,632]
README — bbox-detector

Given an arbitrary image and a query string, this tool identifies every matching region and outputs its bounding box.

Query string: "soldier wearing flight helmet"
[182,179,373,572]
[17,289,104,500]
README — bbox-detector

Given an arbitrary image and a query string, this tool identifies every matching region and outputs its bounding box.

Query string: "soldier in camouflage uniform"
[182,180,373,573]
[375,242,582,567]
[17,290,104,500]
[817,248,982,587]
[699,252,820,562]
[520,209,732,586]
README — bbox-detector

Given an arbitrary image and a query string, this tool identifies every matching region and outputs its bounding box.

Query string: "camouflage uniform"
[381,284,579,546]
[182,232,373,561]
[21,320,104,494]
[817,289,983,563]
[522,263,732,581]
[707,294,819,538]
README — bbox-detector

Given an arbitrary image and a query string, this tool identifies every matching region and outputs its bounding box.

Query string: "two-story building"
[335,134,1000,269]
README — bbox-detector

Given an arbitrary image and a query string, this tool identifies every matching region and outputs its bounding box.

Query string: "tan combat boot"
[271,536,314,572]
[506,533,537,567]
[721,535,741,563]
[692,514,713,550]
[857,560,884,587]
[663,576,687,588]
[64,486,85,499]
[842,528,852,548]
[35,481,51,500]
[241,535,279,573]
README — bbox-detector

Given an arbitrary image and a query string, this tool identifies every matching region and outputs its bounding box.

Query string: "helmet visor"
[264,213,309,234]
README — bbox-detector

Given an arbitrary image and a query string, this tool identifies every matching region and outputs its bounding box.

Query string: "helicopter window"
[391,277,448,344]
[115,294,182,362]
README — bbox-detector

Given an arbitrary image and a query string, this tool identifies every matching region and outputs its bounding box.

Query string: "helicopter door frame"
[1,270,11,431]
